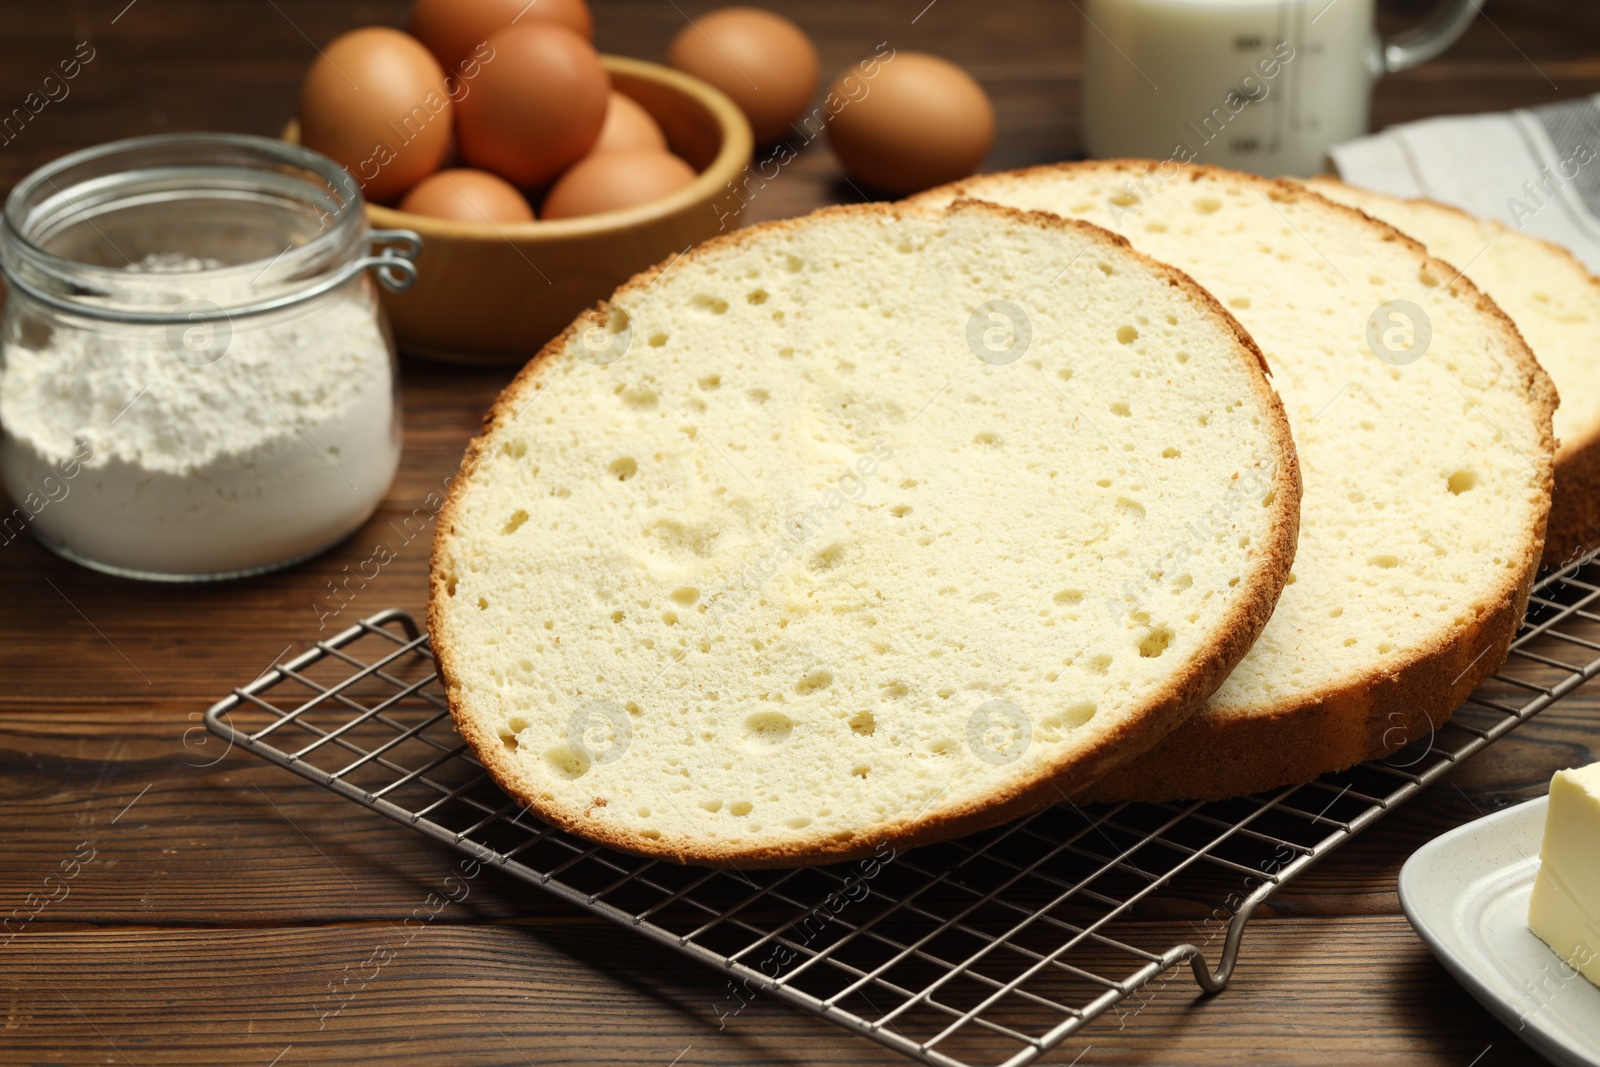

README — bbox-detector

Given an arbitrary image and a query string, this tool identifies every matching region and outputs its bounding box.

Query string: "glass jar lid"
[0,132,419,324]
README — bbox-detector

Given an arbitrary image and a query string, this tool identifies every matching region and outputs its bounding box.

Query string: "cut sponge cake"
[914,162,1557,801]
[1305,177,1600,567]
[430,200,1301,866]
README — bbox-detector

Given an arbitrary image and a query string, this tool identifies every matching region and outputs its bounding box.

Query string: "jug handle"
[1380,0,1485,73]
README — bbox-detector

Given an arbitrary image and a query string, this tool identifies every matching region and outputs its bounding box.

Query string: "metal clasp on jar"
[361,229,423,294]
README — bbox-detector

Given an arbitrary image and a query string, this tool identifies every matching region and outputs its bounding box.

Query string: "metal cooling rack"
[205,550,1600,1067]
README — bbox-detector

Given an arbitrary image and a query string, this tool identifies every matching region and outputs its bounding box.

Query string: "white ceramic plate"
[1399,796,1600,1067]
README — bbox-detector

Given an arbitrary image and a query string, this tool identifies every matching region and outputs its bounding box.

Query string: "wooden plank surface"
[0,918,1531,1067]
[2,1,1598,1065]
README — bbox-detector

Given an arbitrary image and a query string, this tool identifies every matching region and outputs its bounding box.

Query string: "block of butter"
[1529,761,1600,986]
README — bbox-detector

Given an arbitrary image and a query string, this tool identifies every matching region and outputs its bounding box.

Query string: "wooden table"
[3,1,1598,1064]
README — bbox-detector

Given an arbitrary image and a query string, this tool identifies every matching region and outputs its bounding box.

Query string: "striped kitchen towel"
[1331,95,1600,272]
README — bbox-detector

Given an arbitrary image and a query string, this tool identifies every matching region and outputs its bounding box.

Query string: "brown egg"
[668,7,817,145]
[593,92,668,154]
[455,24,609,188]
[411,0,594,75]
[398,168,535,223]
[825,51,994,196]
[297,27,453,204]
[542,150,698,220]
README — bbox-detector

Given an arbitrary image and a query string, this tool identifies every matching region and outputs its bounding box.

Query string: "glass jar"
[0,133,420,581]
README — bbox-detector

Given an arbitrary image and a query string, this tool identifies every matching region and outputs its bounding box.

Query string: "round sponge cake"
[914,162,1557,801]
[1305,177,1600,568]
[429,200,1301,866]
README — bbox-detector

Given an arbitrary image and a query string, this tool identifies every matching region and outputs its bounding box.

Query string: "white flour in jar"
[0,258,399,577]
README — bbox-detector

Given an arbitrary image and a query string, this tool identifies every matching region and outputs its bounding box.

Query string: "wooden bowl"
[292,55,752,365]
